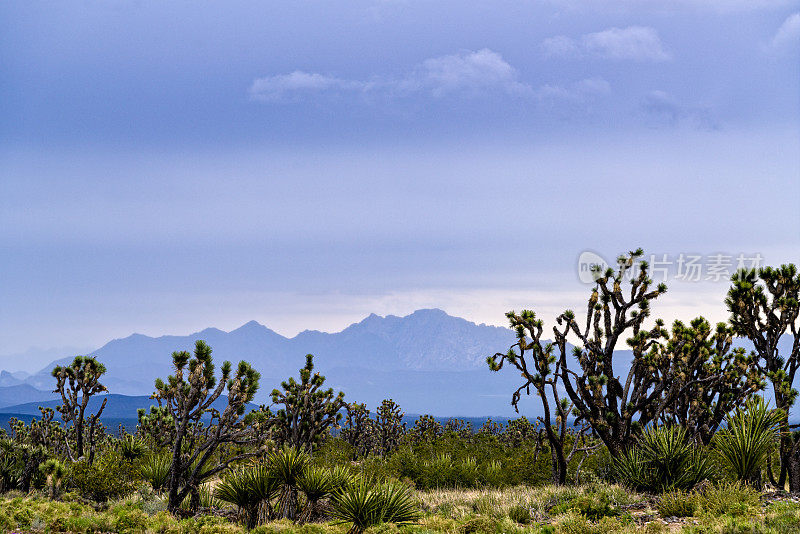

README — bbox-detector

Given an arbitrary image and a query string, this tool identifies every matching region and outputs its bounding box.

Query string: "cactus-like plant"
[151,340,263,514]
[271,354,346,451]
[726,264,800,489]
[52,356,108,463]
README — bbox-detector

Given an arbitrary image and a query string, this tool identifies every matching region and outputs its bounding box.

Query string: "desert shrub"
[550,492,619,521]
[65,450,138,501]
[657,490,697,517]
[111,506,149,534]
[507,504,532,524]
[270,445,311,520]
[697,481,760,517]
[615,425,713,492]
[216,467,273,528]
[119,435,148,462]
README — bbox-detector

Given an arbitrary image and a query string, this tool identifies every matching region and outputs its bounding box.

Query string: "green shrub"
[112,507,148,534]
[508,504,532,524]
[331,478,420,534]
[215,465,279,528]
[119,435,148,461]
[550,492,619,521]
[698,481,760,517]
[657,490,697,518]
[65,451,138,502]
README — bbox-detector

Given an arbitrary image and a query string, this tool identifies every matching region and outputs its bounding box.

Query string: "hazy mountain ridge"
[4,310,522,414]
[3,311,795,418]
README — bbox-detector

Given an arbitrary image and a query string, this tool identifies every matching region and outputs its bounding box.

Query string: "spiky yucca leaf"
[714,396,781,485]
[269,445,311,520]
[214,466,277,528]
[615,425,712,492]
[140,452,171,491]
[331,478,420,534]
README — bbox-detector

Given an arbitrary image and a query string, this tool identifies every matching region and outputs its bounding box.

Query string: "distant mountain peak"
[228,320,286,341]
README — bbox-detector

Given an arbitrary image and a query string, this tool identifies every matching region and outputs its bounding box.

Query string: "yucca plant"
[140,452,172,492]
[714,396,782,486]
[269,445,311,520]
[615,425,713,492]
[39,458,66,499]
[328,464,355,494]
[297,466,340,523]
[331,478,420,534]
[119,435,147,461]
[180,483,220,511]
[215,465,278,528]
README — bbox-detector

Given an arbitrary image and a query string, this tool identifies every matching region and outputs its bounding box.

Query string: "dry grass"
[416,483,641,521]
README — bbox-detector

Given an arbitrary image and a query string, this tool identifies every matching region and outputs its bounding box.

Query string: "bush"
[507,504,532,524]
[65,451,138,502]
[550,493,619,521]
[657,490,697,518]
[697,482,760,517]
[140,452,171,491]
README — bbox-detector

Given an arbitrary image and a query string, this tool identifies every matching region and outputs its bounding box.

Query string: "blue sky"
[1,0,799,363]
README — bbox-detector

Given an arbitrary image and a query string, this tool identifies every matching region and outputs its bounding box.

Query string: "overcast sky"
[1,0,799,358]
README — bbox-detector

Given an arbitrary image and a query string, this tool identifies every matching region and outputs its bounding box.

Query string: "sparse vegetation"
[0,251,798,533]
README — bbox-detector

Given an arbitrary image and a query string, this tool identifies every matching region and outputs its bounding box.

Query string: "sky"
[1,0,799,365]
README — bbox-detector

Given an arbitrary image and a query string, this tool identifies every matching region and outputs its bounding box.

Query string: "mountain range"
[1,309,795,420]
[0,309,529,417]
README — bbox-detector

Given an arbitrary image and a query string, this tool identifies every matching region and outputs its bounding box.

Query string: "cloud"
[641,90,717,129]
[542,26,671,61]
[249,71,370,101]
[250,49,534,101]
[249,50,613,108]
[767,12,800,51]
[408,49,532,97]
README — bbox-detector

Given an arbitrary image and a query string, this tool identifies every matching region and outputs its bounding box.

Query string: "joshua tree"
[488,310,593,483]
[652,318,763,444]
[340,402,376,458]
[152,340,263,514]
[374,399,405,457]
[549,249,670,457]
[408,414,443,444]
[52,356,108,463]
[726,264,800,489]
[271,354,346,451]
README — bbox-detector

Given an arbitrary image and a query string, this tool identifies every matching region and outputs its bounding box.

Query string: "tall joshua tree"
[652,318,763,445]
[271,354,346,451]
[487,310,594,484]
[52,356,108,462]
[374,399,405,457]
[153,340,262,514]
[341,402,376,459]
[726,264,800,489]
[548,249,672,457]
